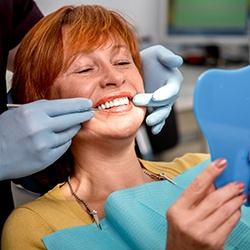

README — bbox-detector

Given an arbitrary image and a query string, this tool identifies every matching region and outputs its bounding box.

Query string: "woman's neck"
[65,140,150,197]
[62,138,153,220]
[74,142,147,190]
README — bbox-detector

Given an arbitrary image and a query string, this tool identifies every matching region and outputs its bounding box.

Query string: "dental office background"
[35,0,160,45]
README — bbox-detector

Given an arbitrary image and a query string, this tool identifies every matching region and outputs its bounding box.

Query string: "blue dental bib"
[42,159,250,250]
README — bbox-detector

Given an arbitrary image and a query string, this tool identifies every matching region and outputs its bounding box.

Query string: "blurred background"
[15,0,250,162]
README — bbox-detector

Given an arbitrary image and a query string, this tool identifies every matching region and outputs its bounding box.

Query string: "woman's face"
[50,40,146,141]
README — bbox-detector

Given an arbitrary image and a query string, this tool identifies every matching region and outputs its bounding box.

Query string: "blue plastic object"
[194,65,250,206]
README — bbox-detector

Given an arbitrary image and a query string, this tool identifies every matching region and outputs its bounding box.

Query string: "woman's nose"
[99,65,125,88]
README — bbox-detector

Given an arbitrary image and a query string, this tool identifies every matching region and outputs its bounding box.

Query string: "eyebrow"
[112,44,128,51]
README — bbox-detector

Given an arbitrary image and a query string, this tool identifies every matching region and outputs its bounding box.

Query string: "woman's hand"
[166,159,246,250]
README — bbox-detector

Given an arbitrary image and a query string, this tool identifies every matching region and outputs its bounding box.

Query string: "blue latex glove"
[133,45,183,134]
[0,98,94,180]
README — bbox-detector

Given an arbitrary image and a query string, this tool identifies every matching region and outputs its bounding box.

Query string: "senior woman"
[2,5,246,250]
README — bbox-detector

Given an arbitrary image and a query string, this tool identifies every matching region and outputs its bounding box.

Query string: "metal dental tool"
[7,103,100,111]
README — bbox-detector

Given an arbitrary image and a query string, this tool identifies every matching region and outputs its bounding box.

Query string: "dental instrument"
[7,103,100,111]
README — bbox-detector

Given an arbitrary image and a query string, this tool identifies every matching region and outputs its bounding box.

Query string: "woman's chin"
[79,108,145,140]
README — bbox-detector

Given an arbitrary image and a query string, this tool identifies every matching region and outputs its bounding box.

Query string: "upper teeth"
[97,97,129,110]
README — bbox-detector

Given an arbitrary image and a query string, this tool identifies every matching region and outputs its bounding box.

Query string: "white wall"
[34,0,161,45]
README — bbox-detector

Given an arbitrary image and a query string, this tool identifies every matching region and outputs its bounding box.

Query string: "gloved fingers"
[151,121,165,135]
[133,69,183,105]
[140,45,183,68]
[35,98,93,117]
[132,93,153,106]
[145,105,172,126]
[33,124,81,154]
[51,111,94,133]
[11,100,94,133]
[152,69,183,102]
[46,140,72,164]
[133,93,176,108]
[52,125,82,148]
[156,46,183,68]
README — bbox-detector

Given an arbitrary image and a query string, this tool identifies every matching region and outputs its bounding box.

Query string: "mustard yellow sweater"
[1,153,209,249]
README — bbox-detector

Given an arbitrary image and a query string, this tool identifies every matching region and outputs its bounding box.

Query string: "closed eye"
[117,61,131,66]
[76,68,93,74]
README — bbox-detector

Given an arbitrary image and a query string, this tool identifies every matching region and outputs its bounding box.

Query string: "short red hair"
[12,5,142,104]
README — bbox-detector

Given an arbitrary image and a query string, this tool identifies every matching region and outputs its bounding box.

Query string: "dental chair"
[11,182,40,207]
[136,106,179,160]
[193,65,250,206]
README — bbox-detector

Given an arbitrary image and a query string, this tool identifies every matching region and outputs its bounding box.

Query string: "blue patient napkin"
[42,158,250,250]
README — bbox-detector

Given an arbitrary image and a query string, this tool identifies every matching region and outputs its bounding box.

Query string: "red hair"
[12,5,142,104]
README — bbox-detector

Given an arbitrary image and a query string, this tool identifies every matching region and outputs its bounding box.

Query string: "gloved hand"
[0,98,94,180]
[133,45,183,134]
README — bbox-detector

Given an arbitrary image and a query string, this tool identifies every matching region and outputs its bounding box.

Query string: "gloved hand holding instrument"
[0,98,94,180]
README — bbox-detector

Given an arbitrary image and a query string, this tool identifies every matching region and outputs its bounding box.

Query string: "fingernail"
[215,158,227,169]
[240,193,247,203]
[235,182,245,191]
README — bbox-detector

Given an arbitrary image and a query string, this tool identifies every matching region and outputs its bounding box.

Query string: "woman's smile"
[94,91,135,113]
[96,96,129,110]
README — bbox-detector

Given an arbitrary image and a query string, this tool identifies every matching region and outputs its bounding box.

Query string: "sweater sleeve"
[1,207,52,250]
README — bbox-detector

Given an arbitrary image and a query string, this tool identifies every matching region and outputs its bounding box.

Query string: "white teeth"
[114,99,119,106]
[97,97,129,110]
[105,102,110,108]
[109,101,114,107]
